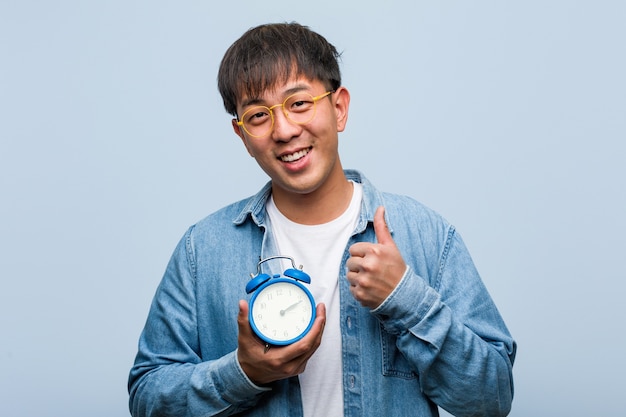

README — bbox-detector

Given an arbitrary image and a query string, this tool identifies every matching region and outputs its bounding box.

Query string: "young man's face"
[232,77,350,200]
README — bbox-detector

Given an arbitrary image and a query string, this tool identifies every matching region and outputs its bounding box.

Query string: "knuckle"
[285,361,303,376]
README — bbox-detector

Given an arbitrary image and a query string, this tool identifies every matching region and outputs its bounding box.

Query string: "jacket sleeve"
[371,226,516,417]
[128,229,270,417]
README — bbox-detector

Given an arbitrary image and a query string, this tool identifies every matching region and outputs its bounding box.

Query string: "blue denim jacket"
[129,170,516,417]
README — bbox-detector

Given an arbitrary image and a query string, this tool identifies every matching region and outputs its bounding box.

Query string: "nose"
[270,108,302,142]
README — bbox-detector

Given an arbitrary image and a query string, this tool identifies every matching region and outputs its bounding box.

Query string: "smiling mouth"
[279,147,311,162]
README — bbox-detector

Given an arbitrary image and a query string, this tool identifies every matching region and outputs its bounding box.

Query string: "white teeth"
[280,148,310,162]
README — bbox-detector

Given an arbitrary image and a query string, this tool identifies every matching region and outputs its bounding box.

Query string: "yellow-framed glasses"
[237,91,334,138]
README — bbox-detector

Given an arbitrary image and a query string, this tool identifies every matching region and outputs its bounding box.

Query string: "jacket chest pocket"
[379,324,417,380]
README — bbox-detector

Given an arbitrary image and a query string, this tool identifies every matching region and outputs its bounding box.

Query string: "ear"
[232,118,254,157]
[333,87,350,132]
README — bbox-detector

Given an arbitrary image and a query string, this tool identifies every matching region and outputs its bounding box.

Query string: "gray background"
[1,1,624,416]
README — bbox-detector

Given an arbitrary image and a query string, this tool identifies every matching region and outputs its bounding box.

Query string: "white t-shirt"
[265,182,363,417]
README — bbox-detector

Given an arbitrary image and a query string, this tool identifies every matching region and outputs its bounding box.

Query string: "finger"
[289,303,326,361]
[297,303,326,348]
[348,243,364,258]
[238,299,248,321]
[237,300,256,340]
[373,206,394,246]
[238,299,248,322]
[314,303,326,334]
[345,253,363,272]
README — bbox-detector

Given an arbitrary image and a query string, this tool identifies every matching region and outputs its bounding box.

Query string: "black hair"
[217,22,342,117]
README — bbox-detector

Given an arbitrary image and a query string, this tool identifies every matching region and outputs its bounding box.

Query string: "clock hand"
[280,299,303,316]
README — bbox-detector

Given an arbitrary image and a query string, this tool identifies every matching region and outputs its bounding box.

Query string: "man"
[129,22,516,417]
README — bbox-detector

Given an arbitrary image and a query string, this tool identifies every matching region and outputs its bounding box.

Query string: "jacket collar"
[232,169,389,233]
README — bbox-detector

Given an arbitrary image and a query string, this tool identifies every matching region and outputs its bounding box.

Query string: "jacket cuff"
[204,350,271,403]
[371,265,439,335]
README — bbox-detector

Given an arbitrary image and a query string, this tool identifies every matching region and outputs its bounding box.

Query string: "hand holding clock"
[236,206,404,385]
[237,299,326,385]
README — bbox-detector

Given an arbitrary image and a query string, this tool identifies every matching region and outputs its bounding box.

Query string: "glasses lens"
[242,106,273,137]
[240,93,322,138]
[284,93,316,124]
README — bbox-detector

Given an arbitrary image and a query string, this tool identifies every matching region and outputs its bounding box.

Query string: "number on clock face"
[250,280,314,343]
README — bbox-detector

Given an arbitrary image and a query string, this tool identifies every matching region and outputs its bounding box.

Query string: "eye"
[286,95,314,113]
[244,107,271,126]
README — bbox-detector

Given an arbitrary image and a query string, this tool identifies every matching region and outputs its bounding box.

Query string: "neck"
[271,175,353,225]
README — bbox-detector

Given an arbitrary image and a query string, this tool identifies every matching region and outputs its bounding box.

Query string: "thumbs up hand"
[346,206,407,309]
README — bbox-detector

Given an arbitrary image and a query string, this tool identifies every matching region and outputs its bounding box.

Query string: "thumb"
[374,206,394,245]
[238,300,250,329]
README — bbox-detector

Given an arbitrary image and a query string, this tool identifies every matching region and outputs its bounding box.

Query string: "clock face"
[249,279,315,345]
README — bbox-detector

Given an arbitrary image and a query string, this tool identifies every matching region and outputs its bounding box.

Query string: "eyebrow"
[239,83,312,109]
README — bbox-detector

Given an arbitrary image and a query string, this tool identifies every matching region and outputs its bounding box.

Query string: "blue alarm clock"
[245,256,316,346]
